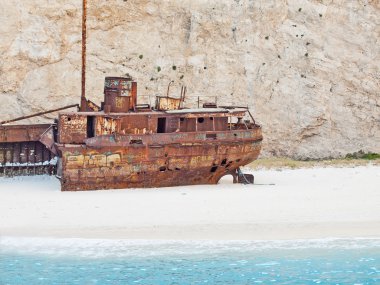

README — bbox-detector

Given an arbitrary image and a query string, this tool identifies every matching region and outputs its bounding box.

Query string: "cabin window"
[157,118,166,133]
[206,133,217,140]
[87,116,95,138]
[130,139,143,145]
[197,117,204,123]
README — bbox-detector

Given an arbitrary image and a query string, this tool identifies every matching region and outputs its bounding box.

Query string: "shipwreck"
[0,1,263,191]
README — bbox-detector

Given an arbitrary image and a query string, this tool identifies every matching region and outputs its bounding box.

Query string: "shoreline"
[2,221,380,240]
[2,236,379,262]
[1,165,379,241]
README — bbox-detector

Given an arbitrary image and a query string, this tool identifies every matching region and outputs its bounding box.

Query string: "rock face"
[0,0,379,159]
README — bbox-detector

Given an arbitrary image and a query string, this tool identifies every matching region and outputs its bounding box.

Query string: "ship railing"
[138,94,218,109]
[228,122,257,131]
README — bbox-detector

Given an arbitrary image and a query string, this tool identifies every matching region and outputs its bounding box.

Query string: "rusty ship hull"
[58,128,262,191]
[1,76,263,191]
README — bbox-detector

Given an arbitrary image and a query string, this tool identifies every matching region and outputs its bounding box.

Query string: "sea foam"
[1,237,380,259]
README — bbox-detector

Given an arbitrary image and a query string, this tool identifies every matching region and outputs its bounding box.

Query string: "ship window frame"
[157,117,166,133]
[130,139,143,145]
[87,116,95,138]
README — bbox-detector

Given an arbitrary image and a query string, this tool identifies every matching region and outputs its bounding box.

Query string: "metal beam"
[0,104,79,125]
[80,0,87,111]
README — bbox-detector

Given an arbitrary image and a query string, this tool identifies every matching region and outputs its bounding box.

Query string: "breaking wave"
[1,237,380,259]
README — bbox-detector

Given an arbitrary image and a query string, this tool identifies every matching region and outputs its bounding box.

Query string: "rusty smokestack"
[80,0,87,111]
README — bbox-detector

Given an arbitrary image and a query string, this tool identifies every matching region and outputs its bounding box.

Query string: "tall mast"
[80,0,87,111]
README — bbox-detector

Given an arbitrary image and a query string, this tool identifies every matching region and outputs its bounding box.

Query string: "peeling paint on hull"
[58,130,262,191]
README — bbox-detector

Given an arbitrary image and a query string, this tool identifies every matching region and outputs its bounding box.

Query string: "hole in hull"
[218,174,234,184]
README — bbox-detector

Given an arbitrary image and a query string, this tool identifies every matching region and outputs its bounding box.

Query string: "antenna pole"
[80,0,87,111]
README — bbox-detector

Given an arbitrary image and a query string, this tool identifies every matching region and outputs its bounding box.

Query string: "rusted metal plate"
[84,128,262,148]
[58,114,87,144]
[195,117,214,132]
[214,117,228,131]
[104,77,137,110]
[179,118,196,132]
[237,173,254,184]
[155,96,181,110]
[120,115,151,134]
[0,124,52,143]
[39,125,58,155]
[85,100,100,111]
[104,92,130,112]
[95,117,120,136]
[105,77,133,91]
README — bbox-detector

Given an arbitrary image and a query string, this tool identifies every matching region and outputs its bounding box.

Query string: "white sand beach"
[0,166,379,240]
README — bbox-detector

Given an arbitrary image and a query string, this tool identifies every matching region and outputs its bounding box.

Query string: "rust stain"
[155,96,182,111]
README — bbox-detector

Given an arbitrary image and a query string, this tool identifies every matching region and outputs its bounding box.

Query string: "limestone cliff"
[1,0,379,159]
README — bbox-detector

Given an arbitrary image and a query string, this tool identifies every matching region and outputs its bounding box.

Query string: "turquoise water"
[1,238,379,284]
